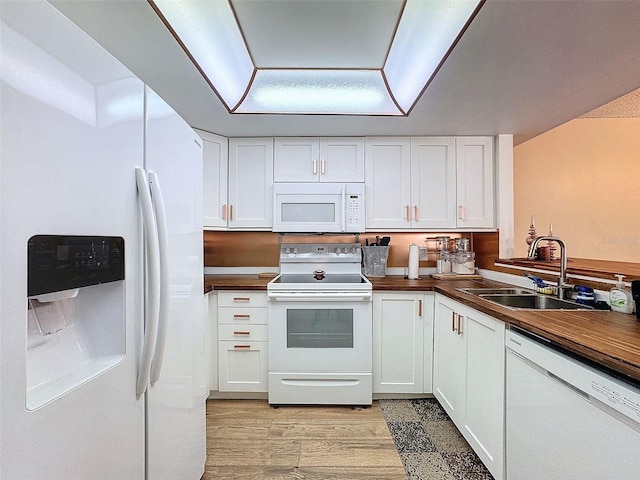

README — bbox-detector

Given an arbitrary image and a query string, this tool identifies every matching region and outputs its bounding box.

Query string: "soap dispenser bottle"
[610,275,634,314]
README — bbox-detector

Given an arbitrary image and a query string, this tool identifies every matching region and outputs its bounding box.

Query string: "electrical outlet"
[419,247,428,260]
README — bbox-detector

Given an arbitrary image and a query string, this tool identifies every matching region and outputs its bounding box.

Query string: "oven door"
[268,294,372,372]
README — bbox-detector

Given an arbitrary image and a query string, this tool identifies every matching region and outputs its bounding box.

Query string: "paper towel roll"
[408,243,420,279]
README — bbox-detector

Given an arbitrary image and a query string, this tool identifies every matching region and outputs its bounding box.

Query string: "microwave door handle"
[340,185,347,232]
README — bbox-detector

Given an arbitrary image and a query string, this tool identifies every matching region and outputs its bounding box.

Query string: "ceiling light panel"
[230,0,404,68]
[235,69,402,115]
[151,0,254,110]
[384,0,482,113]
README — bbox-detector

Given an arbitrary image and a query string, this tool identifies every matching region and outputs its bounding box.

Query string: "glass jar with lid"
[453,251,476,275]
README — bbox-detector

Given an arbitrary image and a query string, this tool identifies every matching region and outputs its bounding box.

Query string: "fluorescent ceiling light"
[385,0,483,113]
[236,70,401,115]
[151,0,482,116]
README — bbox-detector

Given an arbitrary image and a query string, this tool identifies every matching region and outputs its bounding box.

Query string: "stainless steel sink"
[478,294,593,310]
[458,287,535,296]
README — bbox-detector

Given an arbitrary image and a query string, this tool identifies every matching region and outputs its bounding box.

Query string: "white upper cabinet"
[365,137,412,229]
[274,137,364,182]
[410,137,457,229]
[455,137,495,229]
[366,136,495,231]
[228,138,274,230]
[198,130,229,229]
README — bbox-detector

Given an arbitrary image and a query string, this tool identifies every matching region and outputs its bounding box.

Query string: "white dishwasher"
[506,329,640,480]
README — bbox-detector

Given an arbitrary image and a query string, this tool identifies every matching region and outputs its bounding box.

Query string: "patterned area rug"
[379,399,493,480]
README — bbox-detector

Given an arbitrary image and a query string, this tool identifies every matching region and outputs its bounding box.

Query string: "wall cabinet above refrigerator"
[201,134,273,230]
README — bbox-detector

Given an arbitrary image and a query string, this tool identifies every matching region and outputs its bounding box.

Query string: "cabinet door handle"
[418,299,422,317]
[313,159,317,175]
[321,159,326,175]
[229,204,234,220]
[405,205,410,222]
[457,315,463,335]
[451,311,456,331]
[222,204,227,220]
[414,205,418,221]
[233,331,251,336]
[458,205,465,220]
[233,345,251,349]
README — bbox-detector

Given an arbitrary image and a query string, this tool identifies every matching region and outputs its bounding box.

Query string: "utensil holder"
[363,246,389,277]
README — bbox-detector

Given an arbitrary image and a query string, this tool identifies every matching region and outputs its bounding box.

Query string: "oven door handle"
[267,291,372,302]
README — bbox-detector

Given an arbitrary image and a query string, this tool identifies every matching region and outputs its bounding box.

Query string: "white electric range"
[267,243,373,405]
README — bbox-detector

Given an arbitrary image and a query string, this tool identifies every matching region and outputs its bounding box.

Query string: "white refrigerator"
[0,1,207,478]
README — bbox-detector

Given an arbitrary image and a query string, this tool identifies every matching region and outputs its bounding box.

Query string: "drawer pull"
[233,297,251,302]
[233,314,251,319]
[233,331,251,336]
[233,345,251,349]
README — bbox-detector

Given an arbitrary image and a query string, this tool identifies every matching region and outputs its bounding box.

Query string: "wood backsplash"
[204,230,501,268]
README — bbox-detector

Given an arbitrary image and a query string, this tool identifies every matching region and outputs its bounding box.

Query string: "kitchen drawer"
[217,307,268,325]
[218,324,268,342]
[218,291,267,308]
[218,340,268,392]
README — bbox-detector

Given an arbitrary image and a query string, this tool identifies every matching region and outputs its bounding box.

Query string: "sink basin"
[478,294,593,310]
[459,287,535,296]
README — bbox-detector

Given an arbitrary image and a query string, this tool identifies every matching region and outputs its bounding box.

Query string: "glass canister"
[436,251,452,274]
[435,236,450,252]
[453,251,476,275]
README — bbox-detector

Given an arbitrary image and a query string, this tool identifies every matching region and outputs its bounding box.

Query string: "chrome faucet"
[527,236,571,299]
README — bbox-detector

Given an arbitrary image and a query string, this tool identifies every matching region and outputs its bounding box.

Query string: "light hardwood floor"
[203,399,407,480]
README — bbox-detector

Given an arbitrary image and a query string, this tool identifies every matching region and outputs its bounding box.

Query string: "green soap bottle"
[610,275,634,314]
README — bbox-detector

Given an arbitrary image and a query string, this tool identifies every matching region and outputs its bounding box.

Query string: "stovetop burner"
[268,242,371,291]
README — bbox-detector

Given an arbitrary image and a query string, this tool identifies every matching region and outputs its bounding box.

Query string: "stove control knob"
[284,247,290,254]
[292,247,298,254]
[350,247,357,254]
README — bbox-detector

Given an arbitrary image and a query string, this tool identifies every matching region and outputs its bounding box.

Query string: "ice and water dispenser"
[26,235,126,410]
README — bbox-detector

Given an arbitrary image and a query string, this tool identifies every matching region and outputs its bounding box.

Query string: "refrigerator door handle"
[148,171,170,384]
[135,168,161,396]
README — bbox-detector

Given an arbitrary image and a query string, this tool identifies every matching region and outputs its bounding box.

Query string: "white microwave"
[273,183,365,233]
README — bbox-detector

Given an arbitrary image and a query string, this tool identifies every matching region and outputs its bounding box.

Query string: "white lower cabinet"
[206,292,218,392]
[373,292,434,394]
[217,291,268,392]
[433,293,505,480]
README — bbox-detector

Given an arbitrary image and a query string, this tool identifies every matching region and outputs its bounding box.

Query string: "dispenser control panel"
[28,235,124,297]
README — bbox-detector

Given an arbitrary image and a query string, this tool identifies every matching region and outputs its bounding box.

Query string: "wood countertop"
[204,274,274,293]
[204,274,640,384]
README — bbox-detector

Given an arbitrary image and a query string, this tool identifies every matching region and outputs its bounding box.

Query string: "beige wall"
[513,118,640,262]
